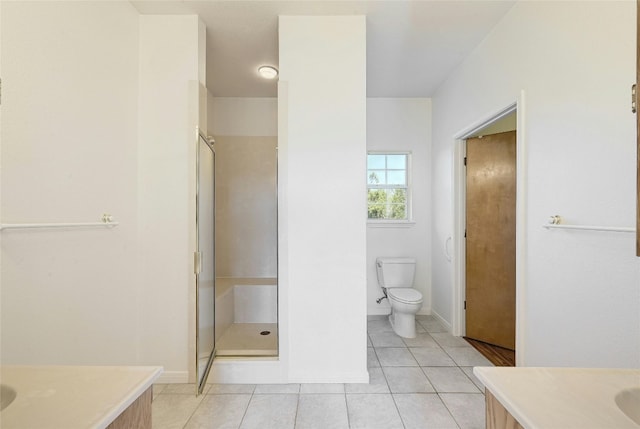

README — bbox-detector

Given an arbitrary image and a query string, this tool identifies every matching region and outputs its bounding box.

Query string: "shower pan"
[214,277,277,356]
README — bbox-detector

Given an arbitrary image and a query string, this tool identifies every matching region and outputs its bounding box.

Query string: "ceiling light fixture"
[258,65,278,79]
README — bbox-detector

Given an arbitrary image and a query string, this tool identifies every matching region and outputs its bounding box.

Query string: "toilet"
[375,257,423,338]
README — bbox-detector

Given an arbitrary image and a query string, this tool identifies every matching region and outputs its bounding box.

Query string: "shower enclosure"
[213,135,278,358]
[195,130,278,392]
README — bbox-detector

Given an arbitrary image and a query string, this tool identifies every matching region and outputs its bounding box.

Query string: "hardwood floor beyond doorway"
[464,337,515,367]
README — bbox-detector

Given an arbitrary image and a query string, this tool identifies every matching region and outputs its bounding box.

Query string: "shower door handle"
[194,251,203,275]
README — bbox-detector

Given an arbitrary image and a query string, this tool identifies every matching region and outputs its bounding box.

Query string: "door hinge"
[194,251,202,275]
[463,156,467,166]
[464,300,467,310]
[632,84,637,113]
[464,229,467,238]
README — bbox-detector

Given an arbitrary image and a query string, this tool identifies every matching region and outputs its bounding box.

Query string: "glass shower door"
[196,130,215,394]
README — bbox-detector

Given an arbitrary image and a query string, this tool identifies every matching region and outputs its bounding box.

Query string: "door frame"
[451,91,527,366]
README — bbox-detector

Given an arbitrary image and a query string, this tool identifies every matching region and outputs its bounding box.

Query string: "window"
[367,152,410,221]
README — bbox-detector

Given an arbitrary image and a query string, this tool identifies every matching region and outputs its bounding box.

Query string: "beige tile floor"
[152,315,493,429]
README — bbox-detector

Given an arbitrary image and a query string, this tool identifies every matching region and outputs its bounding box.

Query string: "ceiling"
[131,1,516,98]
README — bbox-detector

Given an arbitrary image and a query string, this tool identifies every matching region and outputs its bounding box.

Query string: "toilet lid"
[388,288,422,304]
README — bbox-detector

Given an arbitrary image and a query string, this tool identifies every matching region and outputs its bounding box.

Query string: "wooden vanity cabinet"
[106,386,152,429]
[485,390,524,429]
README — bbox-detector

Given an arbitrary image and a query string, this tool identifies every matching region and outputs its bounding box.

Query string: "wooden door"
[465,131,516,350]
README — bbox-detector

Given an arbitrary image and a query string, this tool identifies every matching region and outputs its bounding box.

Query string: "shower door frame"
[195,128,216,395]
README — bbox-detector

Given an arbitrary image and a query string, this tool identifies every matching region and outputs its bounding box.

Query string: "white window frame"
[366,151,414,226]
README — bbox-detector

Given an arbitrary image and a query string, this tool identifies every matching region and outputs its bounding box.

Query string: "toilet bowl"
[376,257,423,338]
[387,287,423,338]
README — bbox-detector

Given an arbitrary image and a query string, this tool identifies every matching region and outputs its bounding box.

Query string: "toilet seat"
[388,288,422,304]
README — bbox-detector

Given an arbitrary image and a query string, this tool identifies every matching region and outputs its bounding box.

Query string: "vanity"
[0,365,162,429]
[474,367,640,429]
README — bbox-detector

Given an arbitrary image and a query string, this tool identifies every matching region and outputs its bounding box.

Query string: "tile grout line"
[236,388,255,429]
[180,393,205,429]
[293,384,302,427]
[342,391,352,428]
[375,344,407,429]
[387,388,408,429]
[436,391,464,429]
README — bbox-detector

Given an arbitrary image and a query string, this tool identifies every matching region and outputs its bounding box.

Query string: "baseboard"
[156,371,189,384]
[416,306,431,316]
[209,358,286,384]
[431,309,452,332]
[368,307,431,317]
[367,306,391,316]
[367,314,388,321]
[287,370,369,384]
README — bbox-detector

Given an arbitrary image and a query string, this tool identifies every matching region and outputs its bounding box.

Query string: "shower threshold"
[216,323,278,357]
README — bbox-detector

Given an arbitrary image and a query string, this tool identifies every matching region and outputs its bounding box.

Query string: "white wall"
[210,97,278,137]
[431,1,640,367]
[1,3,206,382]
[138,15,205,382]
[1,1,140,365]
[213,136,278,278]
[367,98,432,315]
[279,16,368,382]
[209,97,278,279]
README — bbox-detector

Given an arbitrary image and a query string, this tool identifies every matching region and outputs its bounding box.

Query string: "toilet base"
[389,312,416,339]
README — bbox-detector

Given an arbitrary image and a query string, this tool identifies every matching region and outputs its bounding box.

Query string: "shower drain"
[260,330,271,336]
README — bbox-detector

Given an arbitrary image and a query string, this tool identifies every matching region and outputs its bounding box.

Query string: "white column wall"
[279,16,368,382]
[138,15,205,382]
[431,1,640,367]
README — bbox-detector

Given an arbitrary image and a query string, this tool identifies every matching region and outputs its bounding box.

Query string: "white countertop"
[0,365,162,429]
[474,367,640,429]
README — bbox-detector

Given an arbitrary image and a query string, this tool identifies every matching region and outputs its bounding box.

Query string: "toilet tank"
[376,257,416,288]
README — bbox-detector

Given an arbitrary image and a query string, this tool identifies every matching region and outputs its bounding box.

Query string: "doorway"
[451,100,525,366]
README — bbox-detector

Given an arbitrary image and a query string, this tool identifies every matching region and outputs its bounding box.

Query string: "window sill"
[367,221,416,228]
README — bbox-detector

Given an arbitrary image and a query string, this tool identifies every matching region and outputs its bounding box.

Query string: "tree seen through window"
[367,153,409,220]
